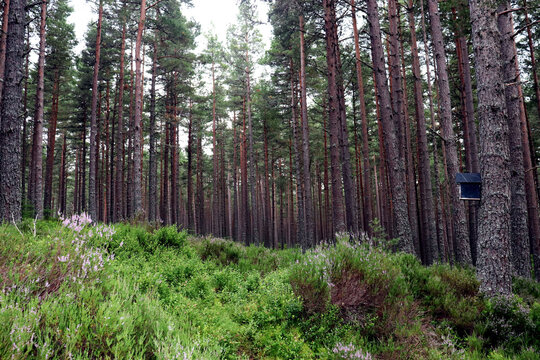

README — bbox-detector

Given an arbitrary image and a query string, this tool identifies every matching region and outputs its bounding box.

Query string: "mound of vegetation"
[0,217,538,359]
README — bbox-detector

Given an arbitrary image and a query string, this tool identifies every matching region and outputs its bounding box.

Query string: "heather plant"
[1,219,539,359]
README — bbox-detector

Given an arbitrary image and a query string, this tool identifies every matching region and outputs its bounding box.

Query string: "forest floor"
[1,215,539,359]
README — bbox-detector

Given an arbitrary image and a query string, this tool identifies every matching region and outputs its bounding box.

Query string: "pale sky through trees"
[68,0,272,55]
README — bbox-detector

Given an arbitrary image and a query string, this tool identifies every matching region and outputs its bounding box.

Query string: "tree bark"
[0,0,25,223]
[470,0,512,296]
[0,0,10,104]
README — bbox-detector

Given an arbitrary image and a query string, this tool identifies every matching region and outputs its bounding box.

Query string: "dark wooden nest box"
[455,173,481,200]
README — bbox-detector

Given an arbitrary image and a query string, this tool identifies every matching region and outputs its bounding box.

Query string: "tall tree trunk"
[321,101,332,239]
[469,0,512,296]
[427,0,471,264]
[407,0,437,264]
[0,0,25,223]
[399,10,420,258]
[148,36,158,222]
[241,99,249,244]
[290,63,305,247]
[20,28,29,204]
[351,0,373,234]
[57,133,67,215]
[89,0,103,222]
[323,0,345,234]
[196,134,204,234]
[132,0,146,217]
[29,0,46,219]
[452,4,480,264]
[115,21,126,222]
[44,72,59,216]
[420,0,445,260]
[211,60,219,235]
[497,3,532,278]
[366,0,413,252]
[187,99,194,230]
[245,36,258,245]
[299,14,314,247]
[232,116,238,241]
[325,0,359,236]
[522,0,540,130]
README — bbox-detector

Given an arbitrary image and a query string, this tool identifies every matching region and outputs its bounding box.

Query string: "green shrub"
[153,226,187,248]
[479,296,538,351]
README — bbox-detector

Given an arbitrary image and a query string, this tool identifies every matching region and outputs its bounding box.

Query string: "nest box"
[455,173,481,201]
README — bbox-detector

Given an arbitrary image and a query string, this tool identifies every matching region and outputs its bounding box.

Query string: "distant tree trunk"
[290,62,305,247]
[89,0,103,222]
[497,3,532,278]
[232,120,239,241]
[399,11,420,257]
[196,133,204,234]
[29,0,46,219]
[323,0,345,234]
[407,0,437,264]
[452,5,480,264]
[115,22,126,222]
[263,119,271,246]
[324,0,359,236]
[470,0,512,296]
[519,80,540,280]
[148,36,158,222]
[351,0,373,234]
[211,60,219,235]
[322,101,332,239]
[366,0,413,252]
[522,0,540,132]
[0,0,10,103]
[20,28,29,204]
[44,72,59,216]
[171,115,179,225]
[299,14,314,247]
[245,36,258,245]
[241,99,250,244]
[57,133,67,215]
[132,0,146,217]
[187,99,194,230]
[420,0,445,260]
[0,0,25,223]
[427,0,471,264]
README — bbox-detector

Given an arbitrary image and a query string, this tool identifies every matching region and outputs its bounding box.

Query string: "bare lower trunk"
[470,0,512,296]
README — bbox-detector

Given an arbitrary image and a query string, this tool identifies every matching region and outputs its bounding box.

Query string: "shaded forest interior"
[0,0,539,297]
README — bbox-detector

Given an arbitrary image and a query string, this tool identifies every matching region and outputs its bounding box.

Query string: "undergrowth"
[0,216,538,359]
